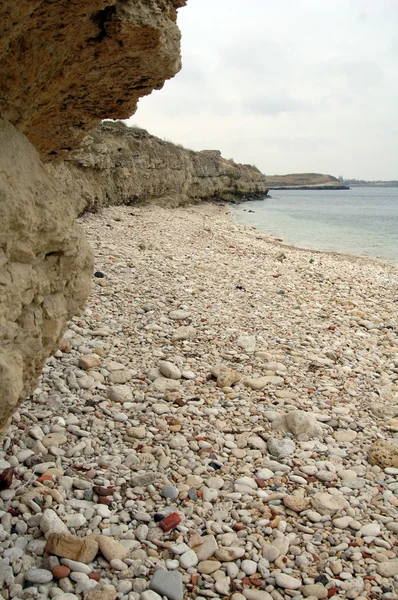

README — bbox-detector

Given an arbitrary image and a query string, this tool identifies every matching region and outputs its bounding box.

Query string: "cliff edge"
[51,121,269,211]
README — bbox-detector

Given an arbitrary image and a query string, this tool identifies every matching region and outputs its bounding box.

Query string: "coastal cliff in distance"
[264,172,349,190]
[50,121,269,211]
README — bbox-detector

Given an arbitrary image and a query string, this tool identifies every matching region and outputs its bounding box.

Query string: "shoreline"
[229,200,398,268]
[2,202,398,599]
[225,203,398,270]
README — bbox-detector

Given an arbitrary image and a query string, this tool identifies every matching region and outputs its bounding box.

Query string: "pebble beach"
[1,203,398,600]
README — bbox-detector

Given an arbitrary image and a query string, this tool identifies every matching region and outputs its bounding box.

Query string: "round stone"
[52,566,71,579]
[25,568,53,584]
[161,484,179,500]
[274,572,302,589]
[241,559,257,575]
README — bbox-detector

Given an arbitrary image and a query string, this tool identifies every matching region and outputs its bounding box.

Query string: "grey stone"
[149,570,184,600]
[161,484,179,500]
[24,568,53,584]
[267,437,296,457]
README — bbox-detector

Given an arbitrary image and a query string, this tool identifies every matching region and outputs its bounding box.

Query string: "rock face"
[0,1,186,433]
[0,0,186,160]
[50,121,269,212]
[0,119,93,434]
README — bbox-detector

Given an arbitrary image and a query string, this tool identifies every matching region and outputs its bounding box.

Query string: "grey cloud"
[131,0,398,179]
[243,95,311,116]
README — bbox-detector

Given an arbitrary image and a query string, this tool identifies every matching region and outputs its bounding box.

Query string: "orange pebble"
[37,474,53,483]
[52,566,70,579]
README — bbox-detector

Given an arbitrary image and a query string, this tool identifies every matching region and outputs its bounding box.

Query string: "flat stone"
[46,533,99,563]
[78,355,101,370]
[40,509,69,538]
[107,385,133,402]
[60,559,92,574]
[243,592,273,600]
[197,560,222,574]
[272,410,323,438]
[179,550,198,569]
[91,535,128,561]
[237,335,256,353]
[149,570,184,600]
[333,516,353,529]
[262,544,280,562]
[311,492,349,515]
[52,565,71,579]
[194,535,218,561]
[85,585,117,600]
[78,374,95,389]
[215,577,231,596]
[248,436,267,450]
[256,468,274,480]
[376,561,398,577]
[131,472,158,487]
[42,433,68,447]
[274,572,302,589]
[245,376,284,390]
[108,369,134,384]
[153,377,181,392]
[159,361,181,379]
[169,309,191,320]
[215,546,245,561]
[241,559,257,575]
[301,583,328,598]
[172,325,196,341]
[333,430,357,443]
[359,523,380,537]
[283,495,310,512]
[267,438,296,457]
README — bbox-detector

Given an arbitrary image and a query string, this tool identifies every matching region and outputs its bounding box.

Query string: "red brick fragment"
[159,512,181,532]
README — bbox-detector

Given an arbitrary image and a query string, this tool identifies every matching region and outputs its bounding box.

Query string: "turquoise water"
[232,187,398,263]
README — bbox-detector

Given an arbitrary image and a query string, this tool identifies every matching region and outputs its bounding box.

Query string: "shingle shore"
[1,203,398,600]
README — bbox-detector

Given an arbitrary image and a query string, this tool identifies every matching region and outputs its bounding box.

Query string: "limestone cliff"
[0,1,185,433]
[0,0,186,159]
[50,121,268,211]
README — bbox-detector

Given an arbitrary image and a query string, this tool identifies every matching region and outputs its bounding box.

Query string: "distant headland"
[343,178,398,188]
[264,173,349,190]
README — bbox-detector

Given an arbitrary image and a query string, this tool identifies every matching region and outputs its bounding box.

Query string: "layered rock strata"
[0,0,186,433]
[0,119,93,433]
[50,121,268,212]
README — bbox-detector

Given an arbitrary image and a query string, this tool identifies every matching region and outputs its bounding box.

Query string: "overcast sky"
[128,0,398,180]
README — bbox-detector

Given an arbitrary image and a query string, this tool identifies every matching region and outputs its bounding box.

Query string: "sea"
[232,187,398,263]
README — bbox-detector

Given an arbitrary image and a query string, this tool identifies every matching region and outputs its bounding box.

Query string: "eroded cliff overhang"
[0,0,186,159]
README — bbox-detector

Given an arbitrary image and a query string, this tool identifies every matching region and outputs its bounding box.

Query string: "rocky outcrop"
[0,0,186,159]
[0,1,185,433]
[50,121,268,211]
[0,119,93,433]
